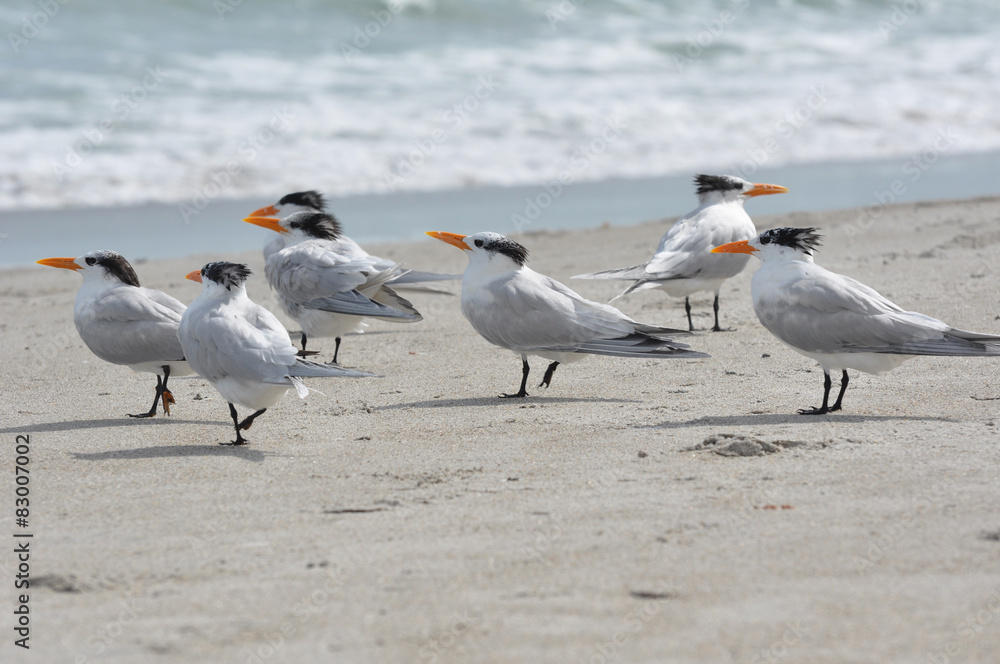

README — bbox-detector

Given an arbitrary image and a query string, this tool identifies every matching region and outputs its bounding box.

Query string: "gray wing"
[641,206,756,281]
[268,243,421,319]
[77,287,186,366]
[304,290,420,319]
[266,241,376,303]
[462,268,696,355]
[758,268,1000,356]
[181,301,300,385]
[572,207,755,290]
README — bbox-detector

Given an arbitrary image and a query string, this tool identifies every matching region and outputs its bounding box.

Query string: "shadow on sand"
[638,412,960,429]
[0,418,225,435]
[70,444,267,462]
[377,395,642,410]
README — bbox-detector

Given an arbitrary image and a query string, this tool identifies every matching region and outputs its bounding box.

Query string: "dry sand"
[2,196,1000,663]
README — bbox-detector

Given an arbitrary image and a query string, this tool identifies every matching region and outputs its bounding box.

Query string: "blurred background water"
[2,0,999,264]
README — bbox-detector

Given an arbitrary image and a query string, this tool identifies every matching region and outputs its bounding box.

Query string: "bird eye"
[290,222,299,229]
[760,236,771,245]
[474,239,484,248]
[85,257,96,265]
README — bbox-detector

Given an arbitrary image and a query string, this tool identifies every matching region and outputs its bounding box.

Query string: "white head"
[425,231,530,273]
[185,261,253,297]
[712,227,823,263]
[37,250,141,287]
[693,174,789,206]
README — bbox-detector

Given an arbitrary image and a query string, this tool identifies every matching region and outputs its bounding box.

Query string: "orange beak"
[36,257,82,271]
[185,270,203,283]
[711,240,757,255]
[243,216,287,233]
[248,204,279,217]
[744,183,789,197]
[425,231,471,251]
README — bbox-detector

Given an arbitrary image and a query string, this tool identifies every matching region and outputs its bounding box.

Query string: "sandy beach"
[2,195,1000,663]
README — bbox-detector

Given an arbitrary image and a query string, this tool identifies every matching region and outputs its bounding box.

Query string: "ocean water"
[3,0,1000,213]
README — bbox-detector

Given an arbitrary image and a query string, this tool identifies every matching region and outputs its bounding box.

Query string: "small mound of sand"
[684,433,812,457]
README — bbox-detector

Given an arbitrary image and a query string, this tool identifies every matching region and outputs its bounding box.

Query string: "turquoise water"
[2,0,999,212]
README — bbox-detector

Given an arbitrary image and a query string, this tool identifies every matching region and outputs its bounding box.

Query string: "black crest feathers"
[88,251,141,287]
[279,190,326,212]
[285,211,342,241]
[758,227,823,255]
[202,262,252,290]
[694,174,744,196]
[480,235,529,266]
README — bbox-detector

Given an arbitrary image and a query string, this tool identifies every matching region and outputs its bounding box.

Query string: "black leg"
[684,297,694,332]
[539,361,560,388]
[159,365,175,415]
[128,368,169,418]
[830,370,849,412]
[500,356,530,398]
[238,408,267,431]
[331,337,342,365]
[296,332,319,357]
[223,402,250,445]
[798,370,832,415]
[711,294,722,332]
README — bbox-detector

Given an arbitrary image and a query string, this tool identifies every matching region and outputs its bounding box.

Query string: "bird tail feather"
[572,264,649,281]
[288,360,377,378]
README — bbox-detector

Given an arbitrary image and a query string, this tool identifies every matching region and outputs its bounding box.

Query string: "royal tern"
[573,174,788,331]
[179,262,373,445]
[248,190,458,285]
[712,227,1000,414]
[426,231,710,398]
[243,211,422,364]
[36,251,192,418]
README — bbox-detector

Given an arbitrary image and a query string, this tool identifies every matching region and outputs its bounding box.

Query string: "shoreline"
[2,150,1000,269]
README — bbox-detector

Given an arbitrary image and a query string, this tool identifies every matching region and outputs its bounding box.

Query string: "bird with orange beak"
[247,190,458,282]
[179,261,374,445]
[573,174,788,331]
[242,210,423,364]
[712,227,1000,414]
[426,231,709,398]
[36,250,192,417]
